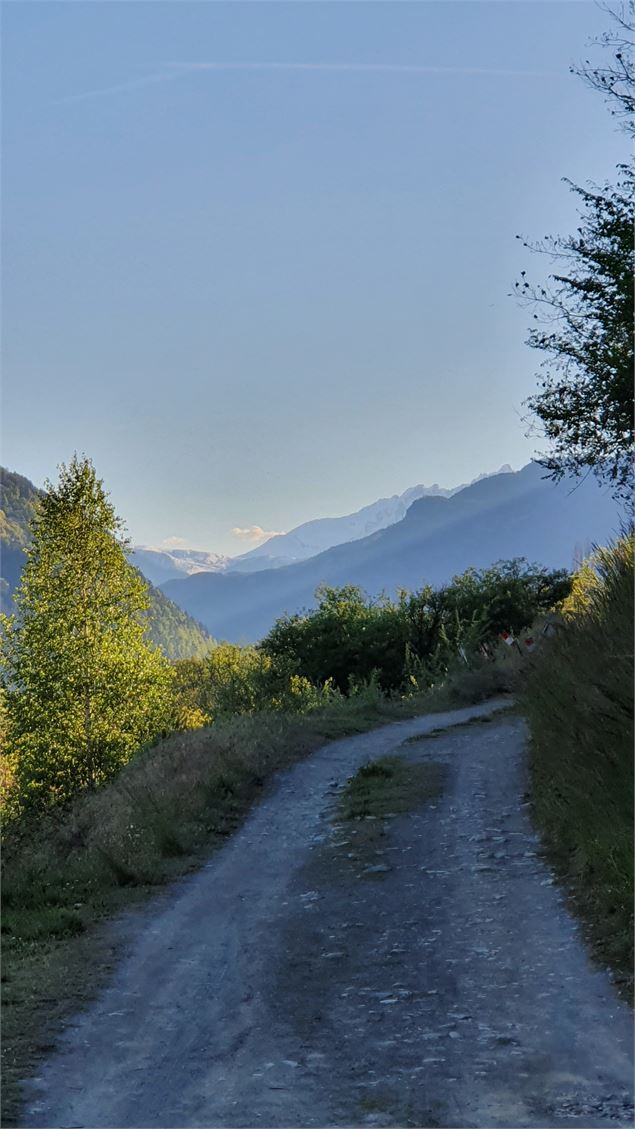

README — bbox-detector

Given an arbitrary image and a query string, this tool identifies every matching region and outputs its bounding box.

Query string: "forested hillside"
[0,468,212,661]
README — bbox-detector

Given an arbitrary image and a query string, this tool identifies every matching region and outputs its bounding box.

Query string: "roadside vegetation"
[1,454,567,822]
[524,534,634,994]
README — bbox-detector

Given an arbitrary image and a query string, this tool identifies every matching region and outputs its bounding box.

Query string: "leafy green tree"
[261,585,407,693]
[518,169,634,501]
[0,456,173,807]
[441,560,571,641]
[517,7,634,503]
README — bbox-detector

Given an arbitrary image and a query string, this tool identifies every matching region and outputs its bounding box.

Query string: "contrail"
[55,58,546,104]
[54,70,185,105]
[166,60,546,78]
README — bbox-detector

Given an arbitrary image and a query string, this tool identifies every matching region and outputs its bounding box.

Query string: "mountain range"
[130,465,514,585]
[160,463,621,643]
[0,468,213,661]
[226,469,514,572]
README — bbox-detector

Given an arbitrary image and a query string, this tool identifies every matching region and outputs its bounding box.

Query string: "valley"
[159,463,619,642]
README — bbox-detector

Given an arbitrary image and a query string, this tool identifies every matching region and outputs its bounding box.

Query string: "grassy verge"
[339,755,447,821]
[2,684,458,1124]
[523,537,634,998]
[327,751,449,883]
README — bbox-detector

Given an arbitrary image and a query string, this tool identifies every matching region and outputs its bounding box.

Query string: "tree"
[259,566,570,695]
[0,456,173,807]
[441,560,571,640]
[518,5,634,504]
[573,1,635,133]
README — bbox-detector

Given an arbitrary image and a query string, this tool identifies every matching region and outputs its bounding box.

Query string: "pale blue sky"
[2,1,626,552]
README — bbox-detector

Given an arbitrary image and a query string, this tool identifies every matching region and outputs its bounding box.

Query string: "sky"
[2,1,627,553]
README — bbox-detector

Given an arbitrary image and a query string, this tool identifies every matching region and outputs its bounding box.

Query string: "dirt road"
[21,701,634,1128]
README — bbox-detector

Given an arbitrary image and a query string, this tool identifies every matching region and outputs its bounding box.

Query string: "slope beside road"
[20,701,634,1128]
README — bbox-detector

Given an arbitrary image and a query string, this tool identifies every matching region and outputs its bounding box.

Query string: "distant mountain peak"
[128,465,517,584]
[127,462,515,582]
[227,465,515,573]
[128,546,231,587]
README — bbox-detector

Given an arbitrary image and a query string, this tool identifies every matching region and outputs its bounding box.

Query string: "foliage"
[143,584,213,661]
[261,584,411,693]
[518,8,635,502]
[560,558,602,617]
[0,457,174,809]
[259,562,570,694]
[518,169,634,501]
[524,535,634,986]
[573,1,635,134]
[172,642,339,725]
[440,560,571,640]
[0,468,42,550]
[0,465,213,659]
[171,557,564,727]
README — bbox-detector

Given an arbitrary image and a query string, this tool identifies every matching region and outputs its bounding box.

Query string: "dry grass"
[523,536,634,997]
[1,685,436,1124]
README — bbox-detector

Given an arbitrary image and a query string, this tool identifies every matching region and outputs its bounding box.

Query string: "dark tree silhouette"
[518,4,634,505]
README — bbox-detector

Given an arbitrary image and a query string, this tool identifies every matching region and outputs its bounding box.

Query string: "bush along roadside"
[523,535,634,998]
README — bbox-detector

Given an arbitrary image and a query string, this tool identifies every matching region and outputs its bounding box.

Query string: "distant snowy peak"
[130,465,515,585]
[160,549,230,571]
[227,465,514,573]
[129,547,231,587]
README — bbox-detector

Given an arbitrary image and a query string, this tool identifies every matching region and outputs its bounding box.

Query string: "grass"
[399,710,508,747]
[523,536,634,997]
[339,754,448,821]
[1,682,457,1125]
[419,652,520,710]
[0,660,521,1124]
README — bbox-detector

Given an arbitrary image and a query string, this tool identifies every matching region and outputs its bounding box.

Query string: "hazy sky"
[2,1,626,553]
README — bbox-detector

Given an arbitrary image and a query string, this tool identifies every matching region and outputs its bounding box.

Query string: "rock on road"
[21,700,634,1129]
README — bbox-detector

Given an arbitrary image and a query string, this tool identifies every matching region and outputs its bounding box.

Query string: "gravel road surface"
[21,700,634,1129]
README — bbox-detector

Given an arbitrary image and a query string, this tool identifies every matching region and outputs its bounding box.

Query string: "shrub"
[260,562,570,696]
